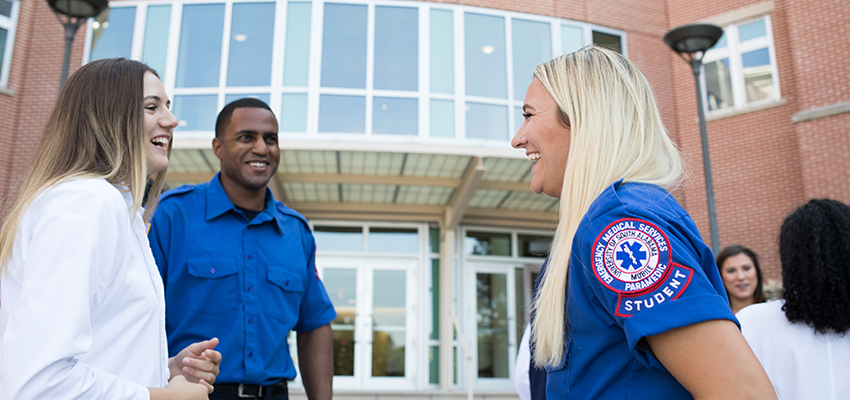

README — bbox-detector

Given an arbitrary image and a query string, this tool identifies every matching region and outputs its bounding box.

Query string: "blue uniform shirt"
[148,173,337,385]
[547,180,735,399]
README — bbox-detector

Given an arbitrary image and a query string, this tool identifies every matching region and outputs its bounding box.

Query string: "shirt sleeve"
[574,203,737,367]
[292,234,337,333]
[0,185,150,400]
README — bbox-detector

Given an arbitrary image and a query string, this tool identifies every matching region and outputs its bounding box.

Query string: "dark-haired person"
[716,245,766,313]
[0,59,220,399]
[149,98,336,400]
[512,46,776,399]
[737,199,850,399]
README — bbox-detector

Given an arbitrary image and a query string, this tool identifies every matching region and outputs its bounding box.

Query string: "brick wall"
[786,0,850,206]
[0,0,87,216]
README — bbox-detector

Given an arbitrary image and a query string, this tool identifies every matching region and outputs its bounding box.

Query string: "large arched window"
[86,0,625,145]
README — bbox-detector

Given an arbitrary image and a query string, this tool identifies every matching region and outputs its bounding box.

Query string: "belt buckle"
[237,383,263,398]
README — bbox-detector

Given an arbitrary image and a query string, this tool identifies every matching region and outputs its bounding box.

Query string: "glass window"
[373,97,418,136]
[281,93,308,132]
[476,272,509,378]
[176,4,225,88]
[314,226,363,252]
[464,13,506,98]
[703,17,778,113]
[742,48,774,103]
[0,0,11,17]
[0,27,6,76]
[227,2,275,87]
[319,95,366,133]
[368,227,419,253]
[465,231,511,256]
[512,19,550,101]
[705,58,734,111]
[283,2,311,87]
[430,9,453,94]
[592,30,622,54]
[372,270,406,377]
[518,234,552,257]
[324,268,356,376]
[321,3,367,89]
[466,103,508,140]
[561,24,583,54]
[374,6,418,91]
[738,19,766,42]
[429,227,440,254]
[430,99,454,138]
[224,93,270,105]
[89,7,136,61]
[173,95,217,131]
[429,258,439,340]
[141,5,171,75]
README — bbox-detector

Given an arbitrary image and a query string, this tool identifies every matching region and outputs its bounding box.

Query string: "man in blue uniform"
[149,98,336,400]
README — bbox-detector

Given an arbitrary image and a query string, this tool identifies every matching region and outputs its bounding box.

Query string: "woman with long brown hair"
[0,58,220,400]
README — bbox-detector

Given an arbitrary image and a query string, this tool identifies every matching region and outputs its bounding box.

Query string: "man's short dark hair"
[215,98,275,138]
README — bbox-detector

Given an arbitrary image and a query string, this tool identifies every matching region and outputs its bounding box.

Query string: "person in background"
[512,46,775,399]
[737,199,850,399]
[149,98,336,400]
[716,245,766,313]
[0,58,220,400]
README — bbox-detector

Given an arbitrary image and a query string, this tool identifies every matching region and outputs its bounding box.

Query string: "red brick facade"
[1,0,848,280]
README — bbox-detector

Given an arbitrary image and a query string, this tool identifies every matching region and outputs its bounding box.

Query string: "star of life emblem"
[592,218,672,294]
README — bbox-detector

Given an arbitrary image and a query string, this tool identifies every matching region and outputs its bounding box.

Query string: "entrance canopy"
[166,140,558,230]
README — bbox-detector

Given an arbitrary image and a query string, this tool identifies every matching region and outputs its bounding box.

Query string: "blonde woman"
[513,46,775,399]
[0,58,220,399]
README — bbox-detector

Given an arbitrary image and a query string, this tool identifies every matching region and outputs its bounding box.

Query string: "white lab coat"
[0,178,168,399]
[738,300,850,400]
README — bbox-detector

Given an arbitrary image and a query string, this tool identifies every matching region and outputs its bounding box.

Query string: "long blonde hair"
[0,58,169,274]
[532,46,683,367]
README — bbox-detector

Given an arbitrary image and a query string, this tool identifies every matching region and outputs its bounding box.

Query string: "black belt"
[216,381,288,398]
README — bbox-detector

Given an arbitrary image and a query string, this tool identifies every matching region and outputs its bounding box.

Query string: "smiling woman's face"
[721,253,758,304]
[510,78,571,198]
[143,72,177,177]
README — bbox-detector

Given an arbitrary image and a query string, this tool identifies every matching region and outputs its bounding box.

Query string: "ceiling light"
[481,45,495,54]
[234,34,248,42]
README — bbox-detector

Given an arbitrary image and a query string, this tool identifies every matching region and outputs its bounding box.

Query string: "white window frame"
[0,0,20,89]
[88,0,625,148]
[459,225,550,392]
[311,220,428,390]
[701,14,781,117]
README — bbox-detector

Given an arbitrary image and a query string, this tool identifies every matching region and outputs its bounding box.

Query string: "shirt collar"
[205,173,286,233]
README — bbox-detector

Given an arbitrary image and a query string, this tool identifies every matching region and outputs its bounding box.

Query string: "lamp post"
[664,23,723,255]
[47,0,108,91]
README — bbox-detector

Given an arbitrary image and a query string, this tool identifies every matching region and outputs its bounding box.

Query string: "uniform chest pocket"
[187,258,239,314]
[266,266,304,324]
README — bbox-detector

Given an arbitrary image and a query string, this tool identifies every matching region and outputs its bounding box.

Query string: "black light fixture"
[664,23,723,255]
[47,0,109,91]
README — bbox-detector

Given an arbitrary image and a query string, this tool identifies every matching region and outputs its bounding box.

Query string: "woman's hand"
[150,375,212,400]
[168,337,221,385]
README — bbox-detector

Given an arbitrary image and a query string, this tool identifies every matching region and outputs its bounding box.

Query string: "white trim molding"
[792,101,850,123]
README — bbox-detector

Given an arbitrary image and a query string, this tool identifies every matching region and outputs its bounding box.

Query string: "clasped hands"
[167,337,222,395]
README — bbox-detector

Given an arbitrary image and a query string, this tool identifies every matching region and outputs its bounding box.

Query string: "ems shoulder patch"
[592,218,672,294]
[615,263,693,317]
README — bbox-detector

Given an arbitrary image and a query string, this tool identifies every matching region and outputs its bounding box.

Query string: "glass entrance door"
[464,263,518,391]
[319,256,417,390]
